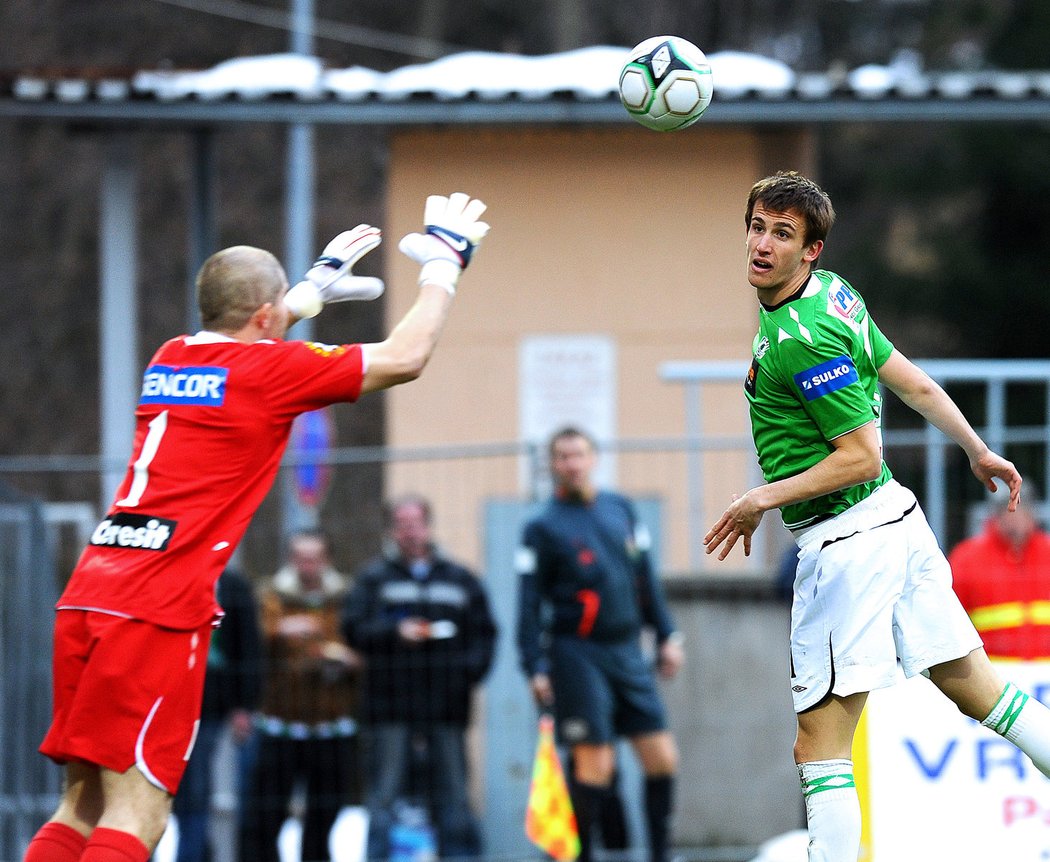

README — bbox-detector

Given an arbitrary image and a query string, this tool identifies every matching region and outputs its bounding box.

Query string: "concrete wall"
[663,582,803,848]
[481,498,801,855]
[480,574,803,855]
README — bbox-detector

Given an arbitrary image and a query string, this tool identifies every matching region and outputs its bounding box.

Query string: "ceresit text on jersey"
[90,513,177,551]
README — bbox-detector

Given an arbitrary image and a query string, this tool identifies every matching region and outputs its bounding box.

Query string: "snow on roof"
[702,51,794,98]
[376,47,628,100]
[9,47,1050,121]
[127,48,794,102]
[134,54,327,101]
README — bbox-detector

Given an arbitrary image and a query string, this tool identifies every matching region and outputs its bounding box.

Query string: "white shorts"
[788,479,982,713]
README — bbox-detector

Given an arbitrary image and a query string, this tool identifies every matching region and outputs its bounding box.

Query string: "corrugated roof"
[3,48,1050,126]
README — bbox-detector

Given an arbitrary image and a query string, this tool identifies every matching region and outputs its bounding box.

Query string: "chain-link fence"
[7,356,1050,862]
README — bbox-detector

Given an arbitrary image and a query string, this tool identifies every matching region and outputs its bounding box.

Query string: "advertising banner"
[857,661,1050,860]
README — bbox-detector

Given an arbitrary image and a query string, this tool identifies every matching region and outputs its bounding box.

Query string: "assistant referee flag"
[525,714,580,861]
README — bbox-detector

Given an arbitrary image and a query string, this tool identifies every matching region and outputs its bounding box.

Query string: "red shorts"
[40,610,211,794]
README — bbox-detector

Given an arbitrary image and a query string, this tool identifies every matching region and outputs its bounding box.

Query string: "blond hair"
[196,246,287,332]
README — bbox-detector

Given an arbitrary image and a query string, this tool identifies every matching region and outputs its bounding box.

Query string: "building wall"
[383,128,815,850]
[383,124,814,575]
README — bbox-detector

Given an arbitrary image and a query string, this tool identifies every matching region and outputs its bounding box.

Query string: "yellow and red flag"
[525,714,580,861]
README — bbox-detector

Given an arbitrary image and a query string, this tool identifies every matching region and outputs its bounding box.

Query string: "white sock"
[982,681,1050,777]
[798,759,860,862]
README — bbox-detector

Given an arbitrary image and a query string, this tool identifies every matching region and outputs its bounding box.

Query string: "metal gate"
[0,481,61,862]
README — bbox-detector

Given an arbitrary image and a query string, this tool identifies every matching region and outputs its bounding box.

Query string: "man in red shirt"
[951,487,1050,660]
[23,193,490,862]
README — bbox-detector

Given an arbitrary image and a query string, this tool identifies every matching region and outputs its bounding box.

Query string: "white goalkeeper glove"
[284,224,385,320]
[397,193,490,295]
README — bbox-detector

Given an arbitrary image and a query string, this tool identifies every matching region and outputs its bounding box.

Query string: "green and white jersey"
[745,269,895,530]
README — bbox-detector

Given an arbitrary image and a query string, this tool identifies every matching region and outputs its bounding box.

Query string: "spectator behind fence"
[173,567,262,862]
[950,483,1050,659]
[342,494,497,861]
[516,427,684,862]
[241,531,363,862]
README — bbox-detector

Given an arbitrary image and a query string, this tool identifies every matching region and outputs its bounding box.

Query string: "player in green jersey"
[705,171,1050,861]
[747,266,895,532]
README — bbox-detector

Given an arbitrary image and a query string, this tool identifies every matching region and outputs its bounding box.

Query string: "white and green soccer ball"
[618,36,713,131]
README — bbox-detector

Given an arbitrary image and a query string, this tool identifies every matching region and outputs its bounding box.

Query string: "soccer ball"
[618,36,713,131]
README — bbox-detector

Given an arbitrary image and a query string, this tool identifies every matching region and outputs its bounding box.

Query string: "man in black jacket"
[342,494,497,861]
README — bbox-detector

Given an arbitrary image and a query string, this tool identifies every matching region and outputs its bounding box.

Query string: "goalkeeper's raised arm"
[285,192,490,396]
[362,192,488,394]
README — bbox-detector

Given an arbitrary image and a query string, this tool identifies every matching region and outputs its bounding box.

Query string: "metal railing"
[7,356,1050,580]
[660,358,1050,564]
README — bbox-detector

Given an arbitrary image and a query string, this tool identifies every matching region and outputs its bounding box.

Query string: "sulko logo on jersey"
[793,355,859,401]
[140,365,228,406]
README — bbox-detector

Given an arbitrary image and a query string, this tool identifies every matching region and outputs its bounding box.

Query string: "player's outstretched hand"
[284,224,385,320]
[398,192,490,295]
[970,449,1022,512]
[704,492,766,561]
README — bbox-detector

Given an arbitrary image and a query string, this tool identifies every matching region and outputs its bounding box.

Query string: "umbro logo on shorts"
[561,718,590,743]
[792,684,808,693]
[90,512,177,551]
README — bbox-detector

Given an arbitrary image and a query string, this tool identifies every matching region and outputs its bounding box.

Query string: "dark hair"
[745,171,836,246]
[547,426,596,458]
[383,493,433,527]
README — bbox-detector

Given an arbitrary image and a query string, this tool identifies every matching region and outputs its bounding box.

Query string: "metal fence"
[14,356,1050,581]
[0,482,62,862]
[5,358,1050,861]
[660,357,1050,557]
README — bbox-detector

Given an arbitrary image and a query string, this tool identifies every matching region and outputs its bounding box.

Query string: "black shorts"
[549,634,667,745]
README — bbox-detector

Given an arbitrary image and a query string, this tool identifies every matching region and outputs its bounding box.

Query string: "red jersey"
[949,519,1050,660]
[59,332,364,629]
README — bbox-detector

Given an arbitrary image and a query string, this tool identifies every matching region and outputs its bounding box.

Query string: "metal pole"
[986,378,1006,462]
[186,128,217,334]
[1044,382,1050,502]
[925,388,947,546]
[685,380,702,571]
[285,0,315,343]
[285,123,315,343]
[283,0,318,535]
[99,133,139,509]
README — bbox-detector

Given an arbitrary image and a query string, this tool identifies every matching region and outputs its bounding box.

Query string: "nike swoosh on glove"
[398,193,489,295]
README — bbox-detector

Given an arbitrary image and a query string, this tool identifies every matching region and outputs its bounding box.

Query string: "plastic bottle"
[389,801,437,862]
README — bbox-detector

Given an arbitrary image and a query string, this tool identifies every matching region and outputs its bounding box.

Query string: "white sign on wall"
[860,662,1050,860]
[518,334,617,495]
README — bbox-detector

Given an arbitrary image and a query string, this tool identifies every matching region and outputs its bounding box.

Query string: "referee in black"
[517,426,684,862]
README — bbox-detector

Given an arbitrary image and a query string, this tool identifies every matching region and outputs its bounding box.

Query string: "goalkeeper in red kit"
[22,193,490,862]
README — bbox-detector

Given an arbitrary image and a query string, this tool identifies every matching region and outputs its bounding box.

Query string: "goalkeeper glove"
[398,192,490,295]
[284,224,385,320]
